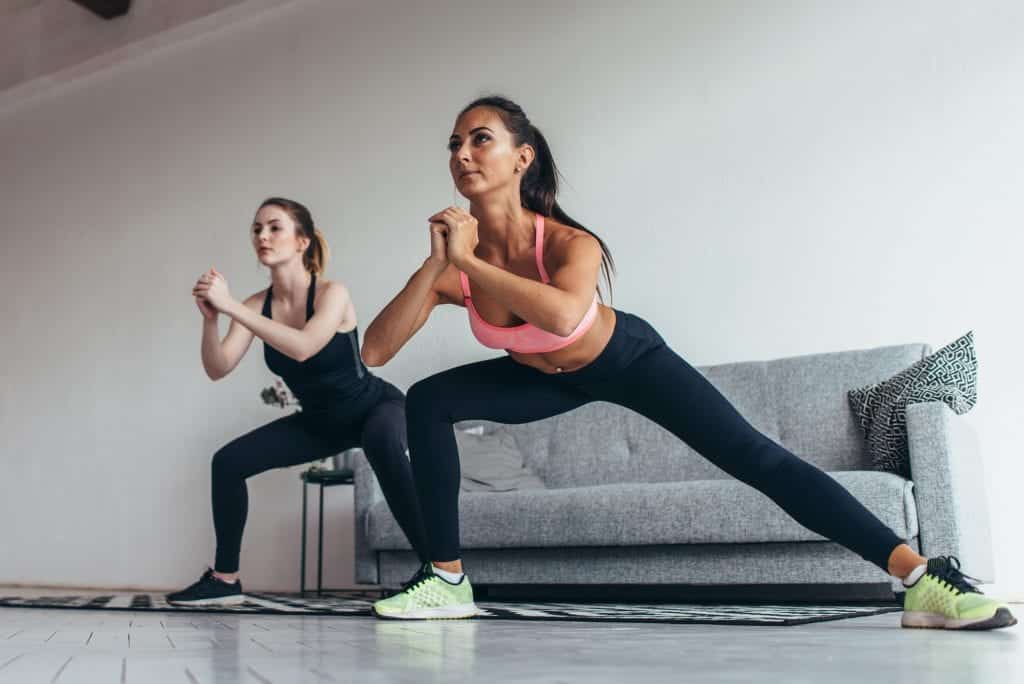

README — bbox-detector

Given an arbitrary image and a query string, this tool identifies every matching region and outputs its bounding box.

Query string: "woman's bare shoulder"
[313,277,351,299]
[542,216,602,261]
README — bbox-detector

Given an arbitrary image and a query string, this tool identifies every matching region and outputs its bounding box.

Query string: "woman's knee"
[405,376,451,421]
[362,402,407,454]
[211,443,245,480]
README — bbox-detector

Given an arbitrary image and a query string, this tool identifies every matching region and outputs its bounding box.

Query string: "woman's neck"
[269,263,311,302]
[470,197,536,261]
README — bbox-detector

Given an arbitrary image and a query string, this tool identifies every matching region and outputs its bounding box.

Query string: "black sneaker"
[166,568,244,606]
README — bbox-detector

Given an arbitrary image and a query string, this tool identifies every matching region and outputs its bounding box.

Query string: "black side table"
[300,466,354,596]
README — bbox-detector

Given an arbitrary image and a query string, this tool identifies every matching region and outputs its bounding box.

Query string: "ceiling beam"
[69,0,131,19]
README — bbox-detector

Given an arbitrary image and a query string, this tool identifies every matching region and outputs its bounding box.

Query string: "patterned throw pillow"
[848,332,977,478]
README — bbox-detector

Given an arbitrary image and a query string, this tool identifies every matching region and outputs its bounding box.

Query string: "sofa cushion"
[366,470,917,550]
[757,343,931,471]
[530,362,785,487]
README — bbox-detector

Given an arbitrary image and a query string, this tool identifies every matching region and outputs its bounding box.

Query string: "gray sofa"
[353,342,995,594]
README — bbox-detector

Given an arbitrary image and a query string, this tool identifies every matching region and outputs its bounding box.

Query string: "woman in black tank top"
[167,198,429,606]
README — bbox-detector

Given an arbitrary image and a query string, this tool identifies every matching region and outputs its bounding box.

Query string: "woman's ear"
[517,144,536,174]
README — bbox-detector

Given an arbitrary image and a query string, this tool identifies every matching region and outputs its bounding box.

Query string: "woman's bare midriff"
[507,305,617,374]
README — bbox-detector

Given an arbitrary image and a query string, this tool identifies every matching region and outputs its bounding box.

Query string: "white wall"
[1,0,1021,594]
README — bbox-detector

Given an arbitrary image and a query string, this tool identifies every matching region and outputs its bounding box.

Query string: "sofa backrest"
[495,342,930,488]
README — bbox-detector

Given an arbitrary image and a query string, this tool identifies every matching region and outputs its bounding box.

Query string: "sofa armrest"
[906,401,994,581]
[352,448,383,584]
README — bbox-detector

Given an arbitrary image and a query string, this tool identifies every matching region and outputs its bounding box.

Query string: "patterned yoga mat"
[0,591,902,626]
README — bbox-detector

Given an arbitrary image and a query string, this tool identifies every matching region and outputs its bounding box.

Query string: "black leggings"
[211,382,429,573]
[406,310,905,571]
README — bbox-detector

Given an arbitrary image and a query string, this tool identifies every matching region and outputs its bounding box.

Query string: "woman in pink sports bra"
[359,96,1009,629]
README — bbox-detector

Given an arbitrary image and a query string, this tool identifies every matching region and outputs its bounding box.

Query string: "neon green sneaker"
[902,556,1016,630]
[373,564,480,620]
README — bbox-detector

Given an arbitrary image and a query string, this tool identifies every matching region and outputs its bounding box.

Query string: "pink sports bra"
[459,213,600,354]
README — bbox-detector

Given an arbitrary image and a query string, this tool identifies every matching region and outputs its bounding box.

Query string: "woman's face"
[251,204,308,267]
[448,107,531,199]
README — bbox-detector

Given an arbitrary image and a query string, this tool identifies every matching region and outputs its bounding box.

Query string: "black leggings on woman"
[406,310,905,570]
[211,382,429,573]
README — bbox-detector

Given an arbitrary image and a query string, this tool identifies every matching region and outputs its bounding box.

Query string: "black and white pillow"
[847,331,977,478]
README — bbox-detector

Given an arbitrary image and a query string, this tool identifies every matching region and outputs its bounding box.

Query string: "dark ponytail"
[459,96,616,301]
[258,197,330,276]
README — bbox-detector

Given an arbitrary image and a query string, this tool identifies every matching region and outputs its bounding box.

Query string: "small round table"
[299,466,354,596]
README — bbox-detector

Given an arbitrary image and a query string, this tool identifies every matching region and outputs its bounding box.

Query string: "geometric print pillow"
[847,331,977,478]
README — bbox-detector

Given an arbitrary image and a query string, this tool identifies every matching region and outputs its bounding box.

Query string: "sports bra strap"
[261,286,272,317]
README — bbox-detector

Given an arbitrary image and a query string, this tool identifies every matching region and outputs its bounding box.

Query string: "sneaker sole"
[166,594,246,607]
[372,603,481,620]
[901,607,1018,630]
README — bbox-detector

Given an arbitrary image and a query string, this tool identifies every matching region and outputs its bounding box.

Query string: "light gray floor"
[0,597,1019,683]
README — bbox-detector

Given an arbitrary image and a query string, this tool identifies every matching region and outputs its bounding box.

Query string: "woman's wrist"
[454,252,482,276]
[421,257,448,278]
[223,298,245,318]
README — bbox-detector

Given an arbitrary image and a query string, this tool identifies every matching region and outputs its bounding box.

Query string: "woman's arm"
[220,281,350,362]
[361,258,450,367]
[199,293,260,381]
[194,270,351,364]
[458,234,602,337]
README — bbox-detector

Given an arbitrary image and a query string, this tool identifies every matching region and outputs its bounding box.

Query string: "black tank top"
[262,274,377,412]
